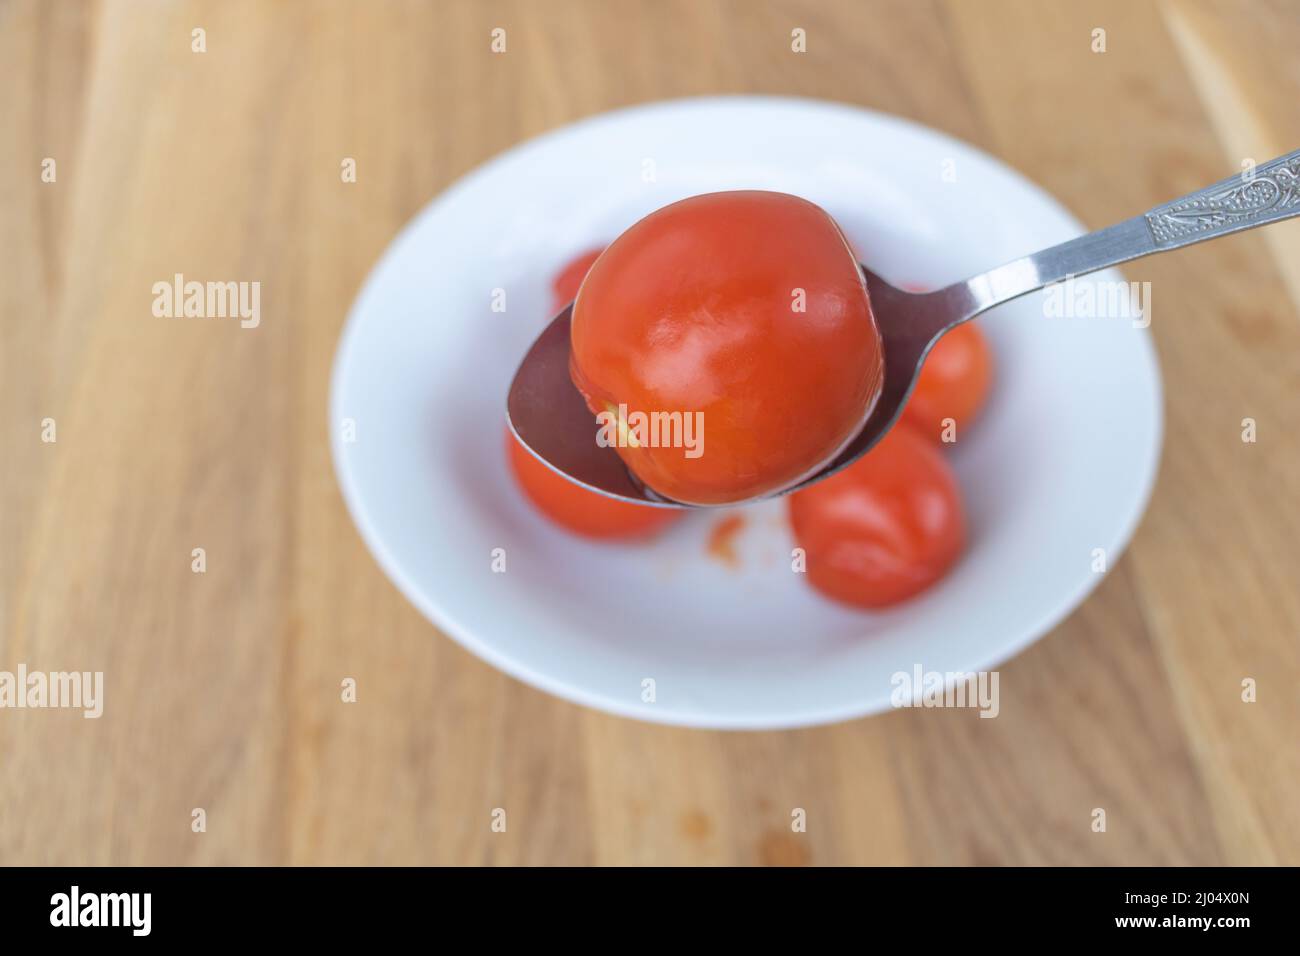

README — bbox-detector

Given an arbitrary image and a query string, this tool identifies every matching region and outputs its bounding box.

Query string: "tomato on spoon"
[569,191,884,506]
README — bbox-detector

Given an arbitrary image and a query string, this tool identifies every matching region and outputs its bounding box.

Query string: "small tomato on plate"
[788,423,965,608]
[901,321,993,441]
[551,248,605,311]
[506,429,680,540]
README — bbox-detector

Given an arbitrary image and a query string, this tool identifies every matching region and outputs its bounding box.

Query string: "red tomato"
[788,424,965,608]
[505,429,680,540]
[552,248,605,311]
[569,191,884,506]
[901,321,993,441]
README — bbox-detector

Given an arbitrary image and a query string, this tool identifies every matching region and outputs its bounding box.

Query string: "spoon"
[508,148,1300,508]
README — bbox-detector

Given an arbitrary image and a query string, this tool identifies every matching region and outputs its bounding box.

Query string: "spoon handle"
[943,147,1300,320]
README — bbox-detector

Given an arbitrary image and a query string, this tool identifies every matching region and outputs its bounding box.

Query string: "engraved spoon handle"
[939,148,1300,321]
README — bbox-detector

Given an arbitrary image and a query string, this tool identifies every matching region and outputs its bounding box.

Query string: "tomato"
[788,424,965,608]
[505,429,680,540]
[569,191,884,506]
[901,321,993,441]
[552,248,605,311]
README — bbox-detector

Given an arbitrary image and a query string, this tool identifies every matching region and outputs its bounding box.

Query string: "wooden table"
[3,0,1297,866]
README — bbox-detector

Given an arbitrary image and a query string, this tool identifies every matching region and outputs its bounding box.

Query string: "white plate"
[330,96,1162,729]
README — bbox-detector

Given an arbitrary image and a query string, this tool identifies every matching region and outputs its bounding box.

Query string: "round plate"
[330,96,1162,729]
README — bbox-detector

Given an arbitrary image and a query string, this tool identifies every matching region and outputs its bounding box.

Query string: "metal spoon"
[508,148,1300,508]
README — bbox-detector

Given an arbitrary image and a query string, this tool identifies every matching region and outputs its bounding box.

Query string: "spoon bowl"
[506,268,949,506]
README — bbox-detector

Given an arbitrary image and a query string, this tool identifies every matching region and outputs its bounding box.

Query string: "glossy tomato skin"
[569,191,884,506]
[506,430,680,540]
[788,424,965,608]
[552,248,605,311]
[901,321,993,441]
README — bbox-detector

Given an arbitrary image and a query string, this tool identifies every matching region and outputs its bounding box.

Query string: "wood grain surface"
[2,0,1297,866]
